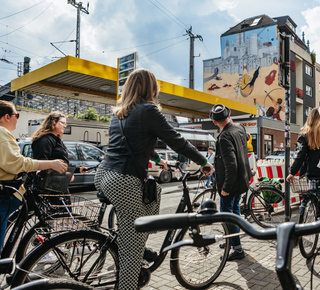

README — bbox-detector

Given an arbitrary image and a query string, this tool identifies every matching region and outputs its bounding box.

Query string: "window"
[318,82,320,92]
[251,17,261,26]
[80,144,103,161]
[305,65,312,76]
[65,144,79,160]
[306,85,313,97]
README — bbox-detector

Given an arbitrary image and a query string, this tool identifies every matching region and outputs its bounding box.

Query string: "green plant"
[311,50,316,65]
[100,116,111,122]
[77,107,99,120]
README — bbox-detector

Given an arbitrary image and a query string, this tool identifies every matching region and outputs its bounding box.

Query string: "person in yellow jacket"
[0,100,67,254]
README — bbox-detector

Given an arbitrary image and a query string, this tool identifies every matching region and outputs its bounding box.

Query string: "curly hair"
[31,111,66,141]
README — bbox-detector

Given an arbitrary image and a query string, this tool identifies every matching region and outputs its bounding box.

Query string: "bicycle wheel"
[15,213,96,263]
[171,222,230,289]
[192,188,216,212]
[299,197,319,259]
[11,230,119,289]
[198,175,208,189]
[248,186,286,228]
[11,278,95,290]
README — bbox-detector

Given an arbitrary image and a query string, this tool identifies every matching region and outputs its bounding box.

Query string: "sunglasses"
[11,113,20,119]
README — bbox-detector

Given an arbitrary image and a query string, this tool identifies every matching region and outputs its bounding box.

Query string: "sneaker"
[226,249,245,261]
[143,247,158,262]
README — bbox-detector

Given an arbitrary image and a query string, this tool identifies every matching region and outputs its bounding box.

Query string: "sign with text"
[117,52,139,96]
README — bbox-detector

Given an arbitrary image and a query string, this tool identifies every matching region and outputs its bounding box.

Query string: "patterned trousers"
[95,169,161,290]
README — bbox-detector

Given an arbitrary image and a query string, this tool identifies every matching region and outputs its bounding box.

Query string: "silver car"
[18,141,104,186]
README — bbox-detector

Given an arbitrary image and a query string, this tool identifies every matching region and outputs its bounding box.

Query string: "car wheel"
[159,170,172,183]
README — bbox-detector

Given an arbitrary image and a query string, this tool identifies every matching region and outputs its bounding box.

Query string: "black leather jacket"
[100,102,206,179]
[290,135,320,178]
[214,122,252,196]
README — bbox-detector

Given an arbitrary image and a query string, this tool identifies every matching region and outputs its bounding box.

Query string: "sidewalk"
[143,187,315,290]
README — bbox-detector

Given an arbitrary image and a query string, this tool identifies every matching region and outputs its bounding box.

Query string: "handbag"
[36,165,76,193]
[120,119,158,205]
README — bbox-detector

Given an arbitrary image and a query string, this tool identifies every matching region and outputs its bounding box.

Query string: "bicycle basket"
[290,176,309,194]
[36,165,76,193]
[35,195,101,234]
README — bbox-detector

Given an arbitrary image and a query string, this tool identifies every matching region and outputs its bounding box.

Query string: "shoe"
[226,249,245,261]
[219,243,226,249]
[143,247,158,262]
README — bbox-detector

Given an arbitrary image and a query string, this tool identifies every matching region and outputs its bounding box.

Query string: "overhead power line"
[148,0,186,29]
[0,2,53,39]
[140,38,187,58]
[0,1,47,20]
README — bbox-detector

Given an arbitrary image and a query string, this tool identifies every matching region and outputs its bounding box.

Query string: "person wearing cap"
[210,104,252,261]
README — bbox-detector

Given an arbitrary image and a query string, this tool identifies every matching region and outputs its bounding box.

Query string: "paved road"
[72,181,317,290]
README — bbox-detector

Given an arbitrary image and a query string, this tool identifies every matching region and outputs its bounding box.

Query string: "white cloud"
[301,6,320,56]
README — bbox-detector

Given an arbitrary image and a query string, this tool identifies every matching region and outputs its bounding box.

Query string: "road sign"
[117,52,139,97]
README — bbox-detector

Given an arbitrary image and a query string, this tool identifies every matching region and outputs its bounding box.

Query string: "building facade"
[202,14,315,158]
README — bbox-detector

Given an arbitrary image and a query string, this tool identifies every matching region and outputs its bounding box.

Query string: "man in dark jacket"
[211,104,252,261]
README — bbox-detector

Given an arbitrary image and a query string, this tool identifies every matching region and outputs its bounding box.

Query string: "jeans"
[0,195,21,254]
[220,194,241,249]
[206,171,215,188]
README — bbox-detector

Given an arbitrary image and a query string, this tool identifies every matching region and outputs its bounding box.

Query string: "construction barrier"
[254,157,300,205]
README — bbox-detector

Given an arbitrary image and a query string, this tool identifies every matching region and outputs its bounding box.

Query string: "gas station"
[11,55,256,120]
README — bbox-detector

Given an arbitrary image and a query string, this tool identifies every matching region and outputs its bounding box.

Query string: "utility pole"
[67,0,89,58]
[278,32,291,221]
[186,26,203,89]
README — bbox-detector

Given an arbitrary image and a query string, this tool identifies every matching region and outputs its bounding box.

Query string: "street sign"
[117,51,139,97]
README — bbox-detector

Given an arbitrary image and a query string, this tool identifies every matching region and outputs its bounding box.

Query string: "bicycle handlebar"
[165,162,201,176]
[135,210,320,241]
[135,212,277,240]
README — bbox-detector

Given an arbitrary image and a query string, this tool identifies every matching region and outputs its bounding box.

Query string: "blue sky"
[0,0,320,92]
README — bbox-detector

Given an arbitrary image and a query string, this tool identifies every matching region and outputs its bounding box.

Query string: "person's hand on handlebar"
[158,158,169,170]
[286,173,294,183]
[200,161,213,176]
[80,166,88,174]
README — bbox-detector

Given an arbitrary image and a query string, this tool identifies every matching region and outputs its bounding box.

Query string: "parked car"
[265,150,296,160]
[148,150,200,183]
[18,140,104,187]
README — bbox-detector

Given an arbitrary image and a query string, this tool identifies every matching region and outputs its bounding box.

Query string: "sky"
[1,0,320,92]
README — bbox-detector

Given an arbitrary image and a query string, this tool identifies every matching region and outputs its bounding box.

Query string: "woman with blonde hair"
[94,68,213,289]
[287,107,320,182]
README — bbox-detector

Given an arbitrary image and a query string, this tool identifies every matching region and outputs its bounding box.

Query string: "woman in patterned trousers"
[95,68,213,289]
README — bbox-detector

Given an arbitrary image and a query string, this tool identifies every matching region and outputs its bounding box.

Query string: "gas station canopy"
[11,56,256,119]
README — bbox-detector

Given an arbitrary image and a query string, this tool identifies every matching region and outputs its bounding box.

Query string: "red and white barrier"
[254,158,299,205]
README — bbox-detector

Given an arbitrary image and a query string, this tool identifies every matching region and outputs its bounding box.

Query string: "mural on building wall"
[204,24,285,120]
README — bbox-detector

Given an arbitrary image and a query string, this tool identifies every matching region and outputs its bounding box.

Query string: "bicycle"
[290,176,320,259]
[0,182,95,290]
[191,173,286,228]
[134,198,320,290]
[1,170,105,262]
[10,163,230,290]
